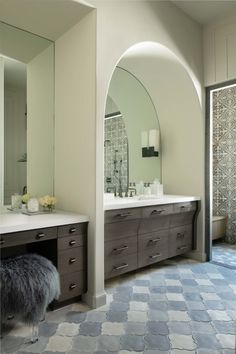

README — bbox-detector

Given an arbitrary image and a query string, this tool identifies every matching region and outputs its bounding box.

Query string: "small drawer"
[58,247,85,275]
[105,254,137,279]
[138,247,169,268]
[59,270,86,302]
[105,219,140,241]
[105,236,137,258]
[58,234,86,251]
[58,223,88,238]
[173,202,197,213]
[0,227,57,248]
[105,208,141,224]
[142,204,173,219]
[169,224,193,257]
[138,230,169,253]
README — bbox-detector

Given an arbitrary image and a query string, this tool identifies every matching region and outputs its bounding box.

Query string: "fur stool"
[0,253,60,342]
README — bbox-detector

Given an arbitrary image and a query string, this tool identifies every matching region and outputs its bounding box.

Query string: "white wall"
[54,10,105,307]
[27,44,54,197]
[204,12,236,86]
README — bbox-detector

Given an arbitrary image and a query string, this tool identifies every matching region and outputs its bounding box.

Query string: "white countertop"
[104,194,200,211]
[0,209,89,234]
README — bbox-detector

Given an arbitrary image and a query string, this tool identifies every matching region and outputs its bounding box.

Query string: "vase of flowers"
[21,193,31,210]
[39,195,57,212]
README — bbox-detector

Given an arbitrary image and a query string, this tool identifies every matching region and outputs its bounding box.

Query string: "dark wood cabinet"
[0,222,88,304]
[104,201,198,279]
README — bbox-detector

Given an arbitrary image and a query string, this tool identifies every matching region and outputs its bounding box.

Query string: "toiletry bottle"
[139,181,144,195]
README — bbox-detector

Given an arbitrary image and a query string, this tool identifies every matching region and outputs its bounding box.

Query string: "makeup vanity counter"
[0,210,89,304]
[104,195,200,279]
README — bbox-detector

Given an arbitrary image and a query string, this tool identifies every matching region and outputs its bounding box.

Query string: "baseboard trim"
[83,291,107,309]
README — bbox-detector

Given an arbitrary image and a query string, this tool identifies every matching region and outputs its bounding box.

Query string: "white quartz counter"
[104,194,200,211]
[0,210,89,234]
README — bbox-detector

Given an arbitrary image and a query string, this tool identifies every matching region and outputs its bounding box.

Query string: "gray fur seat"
[0,253,60,341]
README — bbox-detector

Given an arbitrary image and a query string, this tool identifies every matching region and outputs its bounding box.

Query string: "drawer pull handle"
[176,233,185,239]
[116,213,132,218]
[149,238,161,243]
[69,258,76,264]
[69,227,77,233]
[113,245,128,252]
[69,283,77,290]
[0,239,5,245]
[69,240,76,246]
[113,263,129,271]
[177,246,188,251]
[151,209,165,215]
[149,253,161,259]
[36,233,45,239]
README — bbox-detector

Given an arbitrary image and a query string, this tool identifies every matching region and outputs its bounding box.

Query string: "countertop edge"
[104,195,201,211]
[0,210,89,234]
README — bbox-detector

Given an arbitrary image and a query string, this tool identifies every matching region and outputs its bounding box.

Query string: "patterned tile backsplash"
[104,116,128,193]
[213,84,236,244]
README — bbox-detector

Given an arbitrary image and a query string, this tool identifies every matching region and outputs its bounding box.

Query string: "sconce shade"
[141,129,159,157]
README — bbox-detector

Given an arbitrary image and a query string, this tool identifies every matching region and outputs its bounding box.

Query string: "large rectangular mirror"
[0,22,54,205]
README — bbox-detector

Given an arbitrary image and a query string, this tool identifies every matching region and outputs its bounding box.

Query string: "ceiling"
[171,0,236,25]
[0,0,94,41]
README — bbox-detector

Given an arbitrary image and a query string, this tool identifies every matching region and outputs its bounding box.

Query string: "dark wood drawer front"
[173,202,197,213]
[58,223,88,238]
[105,208,141,224]
[139,215,170,234]
[105,220,140,241]
[138,247,169,268]
[105,254,137,279]
[58,247,84,275]
[58,234,86,251]
[169,224,193,257]
[0,227,57,248]
[142,204,173,219]
[105,236,137,258]
[138,230,169,253]
[59,271,85,302]
[170,211,195,227]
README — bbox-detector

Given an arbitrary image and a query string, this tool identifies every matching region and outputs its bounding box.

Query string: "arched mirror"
[104,66,161,195]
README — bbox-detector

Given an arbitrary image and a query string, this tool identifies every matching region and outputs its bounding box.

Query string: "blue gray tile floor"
[212,241,236,269]
[1,256,236,354]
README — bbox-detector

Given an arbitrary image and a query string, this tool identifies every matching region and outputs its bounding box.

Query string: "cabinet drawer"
[170,211,196,227]
[169,224,193,257]
[0,227,57,248]
[138,247,169,268]
[139,215,170,234]
[58,247,85,275]
[59,270,86,302]
[138,230,169,253]
[173,202,197,213]
[58,223,88,238]
[105,254,137,279]
[105,208,141,224]
[105,236,137,258]
[142,204,173,219]
[105,219,140,241]
[58,234,86,251]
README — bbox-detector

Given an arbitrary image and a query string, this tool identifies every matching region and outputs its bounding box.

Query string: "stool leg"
[31,324,39,343]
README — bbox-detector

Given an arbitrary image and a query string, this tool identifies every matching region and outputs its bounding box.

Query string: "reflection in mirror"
[0,21,54,206]
[4,57,27,204]
[104,67,161,195]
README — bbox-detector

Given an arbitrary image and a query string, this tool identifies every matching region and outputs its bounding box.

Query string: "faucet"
[118,159,123,197]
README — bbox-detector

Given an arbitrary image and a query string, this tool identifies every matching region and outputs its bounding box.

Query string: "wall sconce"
[141,129,159,157]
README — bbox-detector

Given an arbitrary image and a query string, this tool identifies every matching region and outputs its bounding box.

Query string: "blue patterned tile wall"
[213,84,236,244]
[104,116,128,193]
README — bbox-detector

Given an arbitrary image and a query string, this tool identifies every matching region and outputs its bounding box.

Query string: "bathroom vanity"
[0,211,89,304]
[104,195,200,279]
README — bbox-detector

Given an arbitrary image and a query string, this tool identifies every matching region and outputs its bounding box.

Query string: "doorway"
[206,80,236,268]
